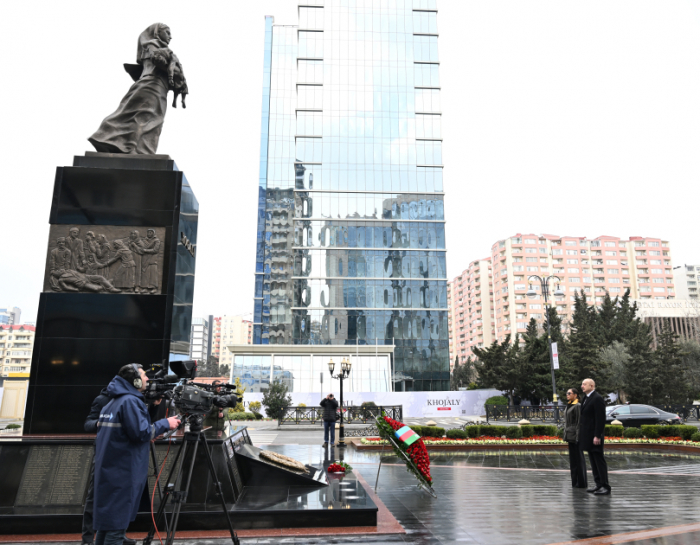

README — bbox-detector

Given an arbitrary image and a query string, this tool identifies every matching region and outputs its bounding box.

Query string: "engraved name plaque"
[15,445,93,507]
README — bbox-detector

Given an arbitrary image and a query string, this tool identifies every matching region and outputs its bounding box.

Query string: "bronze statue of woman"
[88,23,187,154]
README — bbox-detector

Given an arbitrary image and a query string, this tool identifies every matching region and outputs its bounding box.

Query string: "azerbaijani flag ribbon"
[395,425,419,446]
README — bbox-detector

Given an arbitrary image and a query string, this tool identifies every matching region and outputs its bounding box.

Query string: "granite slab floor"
[4,446,700,545]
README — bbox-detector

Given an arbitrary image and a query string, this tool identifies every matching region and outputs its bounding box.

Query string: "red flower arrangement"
[327,463,345,473]
[376,415,433,486]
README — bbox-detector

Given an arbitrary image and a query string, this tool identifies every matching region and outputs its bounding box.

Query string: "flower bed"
[376,416,433,486]
[361,435,700,447]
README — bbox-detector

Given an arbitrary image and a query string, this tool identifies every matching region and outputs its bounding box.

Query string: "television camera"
[143,359,239,417]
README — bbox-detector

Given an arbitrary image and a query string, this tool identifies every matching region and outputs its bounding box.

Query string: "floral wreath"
[376,414,433,490]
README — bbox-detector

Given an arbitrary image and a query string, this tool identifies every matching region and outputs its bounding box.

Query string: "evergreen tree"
[261,380,292,420]
[450,357,461,391]
[598,341,630,402]
[561,291,607,393]
[518,318,553,402]
[474,338,521,404]
[651,321,688,404]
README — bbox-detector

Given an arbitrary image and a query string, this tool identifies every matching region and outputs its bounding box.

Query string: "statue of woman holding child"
[89,23,188,155]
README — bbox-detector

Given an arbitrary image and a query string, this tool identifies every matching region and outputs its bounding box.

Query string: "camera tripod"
[142,415,240,545]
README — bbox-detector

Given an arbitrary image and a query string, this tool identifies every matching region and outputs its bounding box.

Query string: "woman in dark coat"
[564,387,587,488]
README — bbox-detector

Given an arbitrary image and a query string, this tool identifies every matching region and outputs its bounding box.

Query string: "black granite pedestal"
[24,152,198,434]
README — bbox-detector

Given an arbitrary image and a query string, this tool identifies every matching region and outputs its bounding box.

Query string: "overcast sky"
[1,1,699,324]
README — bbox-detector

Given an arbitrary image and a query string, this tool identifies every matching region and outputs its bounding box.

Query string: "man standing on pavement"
[93,364,179,545]
[579,378,611,495]
[320,393,338,447]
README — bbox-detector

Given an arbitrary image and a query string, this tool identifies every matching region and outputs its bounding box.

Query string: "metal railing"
[485,405,562,424]
[278,405,403,426]
[653,405,700,423]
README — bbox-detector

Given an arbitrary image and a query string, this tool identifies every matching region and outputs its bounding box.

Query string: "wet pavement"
[4,445,700,544]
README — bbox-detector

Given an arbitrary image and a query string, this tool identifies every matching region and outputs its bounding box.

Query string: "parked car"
[605,404,681,427]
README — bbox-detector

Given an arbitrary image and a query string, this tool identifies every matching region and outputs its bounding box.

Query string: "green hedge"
[691,432,700,442]
[412,425,445,438]
[446,428,468,439]
[228,412,257,421]
[623,427,643,438]
[465,426,481,438]
[485,395,508,406]
[505,426,523,439]
[640,425,659,439]
[532,425,558,436]
[479,425,509,437]
[605,425,624,437]
[5,424,21,430]
[520,425,534,438]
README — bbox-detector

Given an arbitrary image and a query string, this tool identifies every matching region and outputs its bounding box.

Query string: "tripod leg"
[200,434,240,545]
[166,434,199,545]
[143,440,186,545]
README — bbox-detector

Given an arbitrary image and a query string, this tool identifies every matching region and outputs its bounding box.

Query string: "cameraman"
[93,364,179,545]
[202,380,227,432]
[320,393,338,447]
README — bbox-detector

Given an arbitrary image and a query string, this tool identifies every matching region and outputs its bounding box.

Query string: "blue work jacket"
[93,375,169,531]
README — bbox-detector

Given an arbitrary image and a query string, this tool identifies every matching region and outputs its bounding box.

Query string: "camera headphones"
[131,364,143,389]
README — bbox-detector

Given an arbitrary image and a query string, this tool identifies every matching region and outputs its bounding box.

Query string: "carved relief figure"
[88,24,188,154]
[139,229,161,294]
[102,240,137,292]
[68,227,86,272]
[51,269,121,293]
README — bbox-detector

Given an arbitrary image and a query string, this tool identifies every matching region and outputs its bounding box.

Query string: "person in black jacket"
[579,378,611,495]
[320,393,338,447]
[563,387,586,488]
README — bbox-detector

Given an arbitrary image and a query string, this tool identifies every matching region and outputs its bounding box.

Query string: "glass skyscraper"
[253,0,448,391]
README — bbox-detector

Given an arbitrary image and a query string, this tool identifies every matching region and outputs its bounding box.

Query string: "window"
[648,241,659,247]
[525,248,537,254]
[639,287,651,292]
[540,247,547,254]
[609,287,621,293]
[526,266,538,272]
[526,257,537,262]
[653,287,665,293]
[567,259,579,264]
[590,241,601,247]
[565,241,577,246]
[531,313,542,319]
[566,250,578,255]
[524,238,536,244]
[634,241,645,247]
[649,251,661,256]
[567,268,579,273]
[609,278,620,283]
[552,249,562,255]
[652,278,664,283]
[607,269,619,274]
[650,260,662,265]
[606,260,618,265]
[651,268,662,274]
[605,251,617,256]
[513,265,523,271]
[604,242,616,247]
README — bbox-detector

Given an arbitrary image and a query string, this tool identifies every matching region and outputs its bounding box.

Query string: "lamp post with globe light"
[526,275,565,421]
[328,357,352,448]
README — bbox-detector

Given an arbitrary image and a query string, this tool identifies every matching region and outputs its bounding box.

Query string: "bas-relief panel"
[43,225,165,295]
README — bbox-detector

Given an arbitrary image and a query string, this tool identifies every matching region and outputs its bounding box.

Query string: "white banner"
[240,389,502,419]
[551,342,559,370]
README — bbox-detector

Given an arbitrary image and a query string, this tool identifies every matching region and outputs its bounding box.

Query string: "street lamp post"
[328,357,352,448]
[526,275,564,422]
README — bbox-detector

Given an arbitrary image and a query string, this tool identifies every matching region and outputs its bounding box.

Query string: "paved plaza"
[4,443,700,545]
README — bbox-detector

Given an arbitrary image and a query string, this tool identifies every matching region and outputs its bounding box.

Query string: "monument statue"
[88,23,188,154]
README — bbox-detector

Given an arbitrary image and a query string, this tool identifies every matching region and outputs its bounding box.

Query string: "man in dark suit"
[579,378,611,495]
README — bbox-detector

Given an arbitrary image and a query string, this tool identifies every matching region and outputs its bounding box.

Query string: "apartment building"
[0,325,35,377]
[673,264,699,300]
[0,307,21,326]
[213,315,253,368]
[189,316,213,363]
[448,234,674,361]
[447,259,494,367]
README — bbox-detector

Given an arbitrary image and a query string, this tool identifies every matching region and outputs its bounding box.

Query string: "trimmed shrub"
[657,425,679,437]
[248,401,262,414]
[485,395,508,406]
[420,426,445,438]
[6,424,21,430]
[520,425,534,438]
[446,428,468,439]
[691,432,700,443]
[505,426,523,439]
[465,425,480,438]
[641,425,660,439]
[623,427,643,438]
[253,412,263,420]
[532,425,558,437]
[605,425,624,437]
[479,425,509,437]
[678,425,697,441]
[297,403,307,408]
[228,412,257,421]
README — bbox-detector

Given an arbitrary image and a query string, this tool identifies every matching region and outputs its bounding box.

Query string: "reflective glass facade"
[253,0,449,391]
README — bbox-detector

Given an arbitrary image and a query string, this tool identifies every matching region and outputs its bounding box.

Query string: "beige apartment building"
[673,264,699,300]
[448,234,674,364]
[213,315,253,368]
[0,325,35,378]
